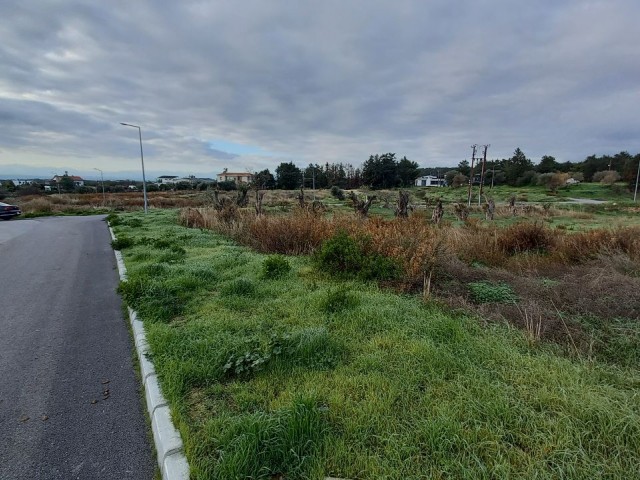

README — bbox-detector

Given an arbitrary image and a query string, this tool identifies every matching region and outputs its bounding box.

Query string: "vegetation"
[112,209,640,479]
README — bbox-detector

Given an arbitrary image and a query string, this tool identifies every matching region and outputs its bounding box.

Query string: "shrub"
[468,281,517,304]
[315,230,399,281]
[330,185,345,200]
[106,213,121,225]
[111,236,134,250]
[261,255,291,279]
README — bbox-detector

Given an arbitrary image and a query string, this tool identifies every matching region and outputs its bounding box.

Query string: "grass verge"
[113,210,640,479]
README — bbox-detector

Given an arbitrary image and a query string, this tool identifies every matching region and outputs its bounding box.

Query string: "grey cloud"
[1,0,639,176]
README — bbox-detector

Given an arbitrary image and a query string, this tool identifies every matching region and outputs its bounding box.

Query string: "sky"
[1,1,639,180]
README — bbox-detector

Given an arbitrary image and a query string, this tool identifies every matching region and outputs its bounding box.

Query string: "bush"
[330,185,345,200]
[106,213,122,226]
[315,230,400,281]
[261,255,291,279]
[468,281,517,304]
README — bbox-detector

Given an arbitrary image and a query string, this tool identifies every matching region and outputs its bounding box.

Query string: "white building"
[415,175,446,187]
[156,175,180,184]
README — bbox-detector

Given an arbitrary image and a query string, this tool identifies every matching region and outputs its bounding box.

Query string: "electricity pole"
[634,156,640,202]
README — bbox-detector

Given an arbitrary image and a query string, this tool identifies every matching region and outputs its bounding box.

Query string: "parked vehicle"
[0,202,21,220]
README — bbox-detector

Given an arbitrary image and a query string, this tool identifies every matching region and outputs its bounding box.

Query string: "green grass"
[113,210,640,479]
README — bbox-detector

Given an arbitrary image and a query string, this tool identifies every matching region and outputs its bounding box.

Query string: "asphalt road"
[0,216,154,479]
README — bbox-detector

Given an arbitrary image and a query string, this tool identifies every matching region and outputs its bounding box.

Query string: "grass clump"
[261,255,291,279]
[111,235,134,250]
[468,281,518,304]
[197,397,327,479]
[220,278,256,297]
[320,288,359,314]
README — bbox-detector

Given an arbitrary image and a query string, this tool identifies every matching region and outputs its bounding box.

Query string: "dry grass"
[178,206,640,358]
[12,191,212,214]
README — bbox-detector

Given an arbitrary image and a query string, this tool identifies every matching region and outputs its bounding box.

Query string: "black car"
[0,202,21,220]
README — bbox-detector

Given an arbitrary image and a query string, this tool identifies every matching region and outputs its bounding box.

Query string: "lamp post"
[634,157,640,202]
[120,122,148,213]
[93,167,106,206]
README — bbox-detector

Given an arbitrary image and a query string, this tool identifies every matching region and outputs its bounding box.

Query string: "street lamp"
[93,167,106,206]
[120,122,148,213]
[634,157,640,202]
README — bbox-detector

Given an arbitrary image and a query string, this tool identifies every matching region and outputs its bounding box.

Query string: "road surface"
[0,216,154,479]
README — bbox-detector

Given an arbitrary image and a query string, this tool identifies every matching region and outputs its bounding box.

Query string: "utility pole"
[467,144,477,206]
[312,165,316,201]
[478,145,489,205]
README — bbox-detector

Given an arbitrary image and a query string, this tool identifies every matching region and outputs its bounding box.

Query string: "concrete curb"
[109,225,190,480]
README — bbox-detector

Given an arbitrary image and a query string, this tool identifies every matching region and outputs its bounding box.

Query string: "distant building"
[415,175,446,187]
[52,173,84,187]
[11,179,37,187]
[156,175,180,185]
[217,169,254,184]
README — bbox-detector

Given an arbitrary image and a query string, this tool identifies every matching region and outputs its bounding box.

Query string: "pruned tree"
[395,190,410,218]
[454,203,469,221]
[254,189,265,216]
[508,194,517,216]
[431,200,444,224]
[296,187,305,208]
[484,198,495,220]
[349,191,376,217]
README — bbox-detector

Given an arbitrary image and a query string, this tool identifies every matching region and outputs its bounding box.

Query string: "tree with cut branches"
[349,191,376,217]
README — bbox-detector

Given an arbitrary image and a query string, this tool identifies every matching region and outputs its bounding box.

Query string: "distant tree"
[549,173,569,192]
[504,148,534,186]
[537,155,560,174]
[275,162,301,190]
[303,164,328,189]
[457,160,470,176]
[362,153,398,189]
[595,171,621,185]
[444,170,459,187]
[396,156,420,187]
[59,173,75,192]
[452,173,468,188]
[253,169,276,189]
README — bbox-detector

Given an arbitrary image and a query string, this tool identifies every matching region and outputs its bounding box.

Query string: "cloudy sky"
[1,1,639,180]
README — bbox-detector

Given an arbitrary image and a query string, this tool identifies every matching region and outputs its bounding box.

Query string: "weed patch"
[468,281,518,304]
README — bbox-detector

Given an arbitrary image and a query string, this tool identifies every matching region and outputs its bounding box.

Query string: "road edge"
[109,225,190,480]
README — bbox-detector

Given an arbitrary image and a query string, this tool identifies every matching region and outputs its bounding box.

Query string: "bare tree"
[254,189,265,215]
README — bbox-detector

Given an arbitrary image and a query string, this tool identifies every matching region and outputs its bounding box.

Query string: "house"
[415,175,446,187]
[11,179,37,187]
[156,175,180,185]
[217,169,254,184]
[52,173,84,187]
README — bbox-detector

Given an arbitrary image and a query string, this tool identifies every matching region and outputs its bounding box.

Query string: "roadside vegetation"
[112,207,640,479]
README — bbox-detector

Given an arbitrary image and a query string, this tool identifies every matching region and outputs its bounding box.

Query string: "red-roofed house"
[52,173,84,187]
[216,169,254,184]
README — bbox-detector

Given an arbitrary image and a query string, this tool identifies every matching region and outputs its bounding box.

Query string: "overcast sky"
[1,1,639,179]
